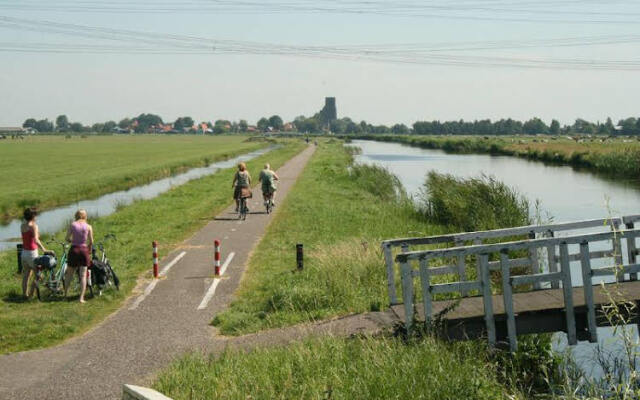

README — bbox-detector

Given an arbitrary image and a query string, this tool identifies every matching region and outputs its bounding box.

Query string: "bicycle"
[28,240,68,301]
[238,196,249,220]
[90,234,120,296]
[264,192,275,214]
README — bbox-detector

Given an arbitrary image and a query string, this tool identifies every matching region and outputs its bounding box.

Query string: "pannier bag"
[91,260,109,286]
[34,254,57,270]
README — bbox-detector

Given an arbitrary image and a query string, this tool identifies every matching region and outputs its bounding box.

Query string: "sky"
[0,1,639,127]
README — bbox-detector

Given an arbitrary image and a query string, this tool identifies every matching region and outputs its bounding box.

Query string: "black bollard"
[296,244,304,271]
[16,244,23,274]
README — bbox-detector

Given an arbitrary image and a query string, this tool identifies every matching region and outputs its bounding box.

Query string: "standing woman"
[64,209,94,303]
[20,208,47,298]
[232,162,252,212]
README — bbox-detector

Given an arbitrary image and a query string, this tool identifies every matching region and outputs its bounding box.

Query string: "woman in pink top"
[20,208,47,298]
[64,209,94,303]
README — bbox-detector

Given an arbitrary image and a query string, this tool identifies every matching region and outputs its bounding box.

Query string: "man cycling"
[259,163,279,208]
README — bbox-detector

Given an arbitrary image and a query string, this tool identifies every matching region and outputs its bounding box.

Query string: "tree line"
[22,113,640,136]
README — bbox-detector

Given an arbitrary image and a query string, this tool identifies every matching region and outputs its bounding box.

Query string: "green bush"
[419,171,530,232]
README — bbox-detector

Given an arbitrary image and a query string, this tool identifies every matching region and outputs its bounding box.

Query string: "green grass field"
[0,140,306,354]
[0,135,266,220]
[212,141,444,335]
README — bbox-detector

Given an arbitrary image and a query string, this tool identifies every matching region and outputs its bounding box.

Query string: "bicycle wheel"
[107,264,120,290]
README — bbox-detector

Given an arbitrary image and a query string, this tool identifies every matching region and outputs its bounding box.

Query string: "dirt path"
[0,145,316,400]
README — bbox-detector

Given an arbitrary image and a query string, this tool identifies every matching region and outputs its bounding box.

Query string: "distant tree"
[522,117,549,135]
[603,117,615,135]
[329,119,347,134]
[619,118,637,135]
[22,118,37,129]
[268,115,284,131]
[34,119,54,132]
[257,117,270,132]
[213,120,231,134]
[103,121,117,132]
[294,117,320,133]
[118,118,132,129]
[391,123,410,134]
[91,123,104,132]
[69,122,84,132]
[134,113,163,133]
[549,119,560,135]
[238,119,248,132]
[344,119,361,134]
[174,116,194,131]
[56,115,69,132]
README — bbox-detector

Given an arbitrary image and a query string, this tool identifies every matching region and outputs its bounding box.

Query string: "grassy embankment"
[0,140,306,354]
[155,141,537,399]
[350,134,640,180]
[0,135,266,220]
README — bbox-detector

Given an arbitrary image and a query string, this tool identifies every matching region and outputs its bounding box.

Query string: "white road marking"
[160,251,186,276]
[197,252,235,310]
[128,251,187,311]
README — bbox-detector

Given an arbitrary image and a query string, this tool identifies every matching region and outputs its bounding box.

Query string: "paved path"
[0,145,315,400]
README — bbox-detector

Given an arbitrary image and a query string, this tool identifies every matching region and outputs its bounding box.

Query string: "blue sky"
[1,1,639,126]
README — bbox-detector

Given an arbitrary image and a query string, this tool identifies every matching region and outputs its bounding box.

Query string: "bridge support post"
[419,258,433,327]
[528,231,541,290]
[500,251,517,351]
[579,241,598,343]
[455,240,469,297]
[382,243,399,305]
[400,260,414,333]
[479,254,496,347]
[626,222,637,281]
[560,242,577,345]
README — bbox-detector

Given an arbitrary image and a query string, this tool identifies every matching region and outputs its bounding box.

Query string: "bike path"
[0,145,315,400]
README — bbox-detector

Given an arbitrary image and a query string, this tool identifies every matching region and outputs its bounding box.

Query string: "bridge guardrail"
[381,216,634,306]
[392,224,640,351]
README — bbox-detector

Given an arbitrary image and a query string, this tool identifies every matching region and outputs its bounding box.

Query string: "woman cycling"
[259,163,279,207]
[232,162,252,212]
[64,209,94,303]
[20,207,47,298]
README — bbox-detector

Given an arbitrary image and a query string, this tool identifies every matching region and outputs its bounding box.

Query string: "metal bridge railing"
[387,217,640,351]
[381,216,640,306]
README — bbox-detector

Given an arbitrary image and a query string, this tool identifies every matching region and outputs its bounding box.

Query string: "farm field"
[0,140,306,354]
[0,135,266,220]
[349,134,640,180]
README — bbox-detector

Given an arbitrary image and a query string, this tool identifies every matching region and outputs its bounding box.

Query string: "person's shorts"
[234,186,252,200]
[21,250,38,271]
[68,245,91,268]
[262,185,277,195]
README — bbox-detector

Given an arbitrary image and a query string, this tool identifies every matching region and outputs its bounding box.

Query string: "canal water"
[0,146,276,251]
[352,139,639,376]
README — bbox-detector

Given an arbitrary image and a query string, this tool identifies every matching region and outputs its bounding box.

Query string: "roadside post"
[16,244,23,274]
[152,241,159,278]
[214,239,221,276]
[296,244,303,271]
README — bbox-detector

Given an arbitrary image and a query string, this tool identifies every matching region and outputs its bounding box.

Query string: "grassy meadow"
[0,135,266,220]
[0,140,306,354]
[349,134,640,180]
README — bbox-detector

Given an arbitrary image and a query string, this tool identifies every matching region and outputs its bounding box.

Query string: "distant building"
[318,97,337,127]
[0,127,35,134]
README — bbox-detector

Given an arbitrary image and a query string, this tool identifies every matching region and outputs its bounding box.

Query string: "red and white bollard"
[214,239,221,276]
[152,241,159,278]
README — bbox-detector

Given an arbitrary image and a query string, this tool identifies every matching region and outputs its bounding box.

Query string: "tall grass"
[419,171,530,232]
[154,336,511,400]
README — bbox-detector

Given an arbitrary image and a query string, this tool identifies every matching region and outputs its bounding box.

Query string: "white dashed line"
[197,252,235,310]
[129,251,186,311]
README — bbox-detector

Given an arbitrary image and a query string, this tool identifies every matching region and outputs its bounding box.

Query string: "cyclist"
[64,209,94,303]
[232,162,252,212]
[259,163,279,207]
[20,207,47,298]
